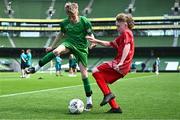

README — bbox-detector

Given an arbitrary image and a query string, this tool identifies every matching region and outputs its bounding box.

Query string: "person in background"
[26,49,32,68]
[141,62,146,72]
[20,49,27,78]
[153,57,160,75]
[178,65,180,72]
[131,61,136,73]
[55,55,62,76]
[69,54,77,77]
[25,49,32,78]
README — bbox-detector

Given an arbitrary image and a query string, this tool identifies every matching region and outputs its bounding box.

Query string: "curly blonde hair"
[116,13,134,29]
[64,2,79,15]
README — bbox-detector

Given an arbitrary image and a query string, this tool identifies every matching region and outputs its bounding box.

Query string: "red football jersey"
[109,28,134,75]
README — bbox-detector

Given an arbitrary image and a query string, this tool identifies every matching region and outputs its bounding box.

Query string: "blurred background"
[0,0,179,73]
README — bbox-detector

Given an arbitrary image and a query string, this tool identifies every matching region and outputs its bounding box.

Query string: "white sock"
[35,64,41,72]
[21,70,25,77]
[86,96,92,105]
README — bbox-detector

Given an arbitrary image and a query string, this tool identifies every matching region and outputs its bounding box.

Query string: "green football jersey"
[60,16,92,49]
[60,16,92,67]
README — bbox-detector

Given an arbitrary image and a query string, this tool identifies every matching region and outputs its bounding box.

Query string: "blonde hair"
[116,13,134,29]
[64,2,78,15]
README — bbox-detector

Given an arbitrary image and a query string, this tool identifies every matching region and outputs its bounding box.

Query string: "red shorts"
[95,63,124,84]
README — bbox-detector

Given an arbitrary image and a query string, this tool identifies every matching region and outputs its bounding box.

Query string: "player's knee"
[81,72,88,79]
[92,67,99,74]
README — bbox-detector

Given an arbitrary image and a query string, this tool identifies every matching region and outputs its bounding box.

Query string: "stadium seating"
[134,57,180,71]
[0,37,12,47]
[12,57,100,72]
[88,0,129,18]
[134,36,174,47]
[0,0,179,72]
[0,0,175,18]
[0,37,48,48]
[0,1,5,18]
[94,57,180,72]
[96,36,177,47]
[13,0,51,19]
[1,56,179,72]
[89,0,173,17]
[13,37,48,48]
[134,0,174,16]
[0,36,177,48]
[0,0,90,19]
[88,0,170,17]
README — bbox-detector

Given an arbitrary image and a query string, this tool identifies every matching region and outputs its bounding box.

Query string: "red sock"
[93,72,110,95]
[109,98,119,109]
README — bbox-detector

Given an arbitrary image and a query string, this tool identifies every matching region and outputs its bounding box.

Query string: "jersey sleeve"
[82,16,93,35]
[123,31,132,44]
[110,37,119,49]
[60,22,66,33]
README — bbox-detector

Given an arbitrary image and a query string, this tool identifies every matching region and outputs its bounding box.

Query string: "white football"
[68,99,84,114]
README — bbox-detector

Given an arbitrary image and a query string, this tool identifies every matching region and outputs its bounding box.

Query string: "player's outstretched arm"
[88,34,97,49]
[86,35,111,47]
[46,32,64,52]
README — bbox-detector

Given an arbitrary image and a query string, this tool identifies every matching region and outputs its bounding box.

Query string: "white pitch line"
[0,74,156,98]
[0,84,94,98]
[120,74,156,81]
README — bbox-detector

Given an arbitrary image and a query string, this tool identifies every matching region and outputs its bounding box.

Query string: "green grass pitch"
[0,72,180,119]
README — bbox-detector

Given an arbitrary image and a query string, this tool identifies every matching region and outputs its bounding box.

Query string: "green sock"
[39,52,56,67]
[82,78,92,97]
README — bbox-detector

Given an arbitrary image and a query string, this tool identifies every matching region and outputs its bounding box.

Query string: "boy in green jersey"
[26,2,95,111]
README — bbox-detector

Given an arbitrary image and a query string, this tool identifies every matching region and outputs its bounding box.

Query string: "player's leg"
[71,66,77,76]
[26,45,69,74]
[92,67,111,95]
[24,64,31,78]
[68,67,73,76]
[73,65,77,75]
[21,69,25,78]
[102,69,123,113]
[92,63,122,113]
[79,62,93,111]
[103,72,123,113]
[56,65,60,76]
[92,65,115,106]
[74,67,77,74]
[155,65,159,75]
[56,70,59,76]
[59,64,62,76]
[20,63,26,78]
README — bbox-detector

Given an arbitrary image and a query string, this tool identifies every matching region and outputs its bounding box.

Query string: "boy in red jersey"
[86,13,135,113]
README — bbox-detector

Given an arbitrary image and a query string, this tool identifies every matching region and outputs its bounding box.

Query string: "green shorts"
[62,41,88,67]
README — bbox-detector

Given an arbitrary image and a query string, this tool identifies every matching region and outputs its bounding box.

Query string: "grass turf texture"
[0,72,180,119]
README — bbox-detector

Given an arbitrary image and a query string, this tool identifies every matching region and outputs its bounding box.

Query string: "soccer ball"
[68,99,84,114]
